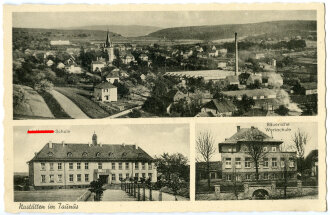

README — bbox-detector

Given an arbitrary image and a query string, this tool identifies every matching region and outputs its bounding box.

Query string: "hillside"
[63,25,161,37]
[148,20,316,41]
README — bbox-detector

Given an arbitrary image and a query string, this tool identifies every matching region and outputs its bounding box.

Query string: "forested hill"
[147,20,316,40]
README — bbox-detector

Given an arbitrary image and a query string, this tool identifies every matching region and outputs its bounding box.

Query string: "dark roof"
[106,70,120,78]
[220,126,282,145]
[30,143,153,162]
[196,161,222,171]
[203,99,236,113]
[226,75,239,83]
[95,82,117,89]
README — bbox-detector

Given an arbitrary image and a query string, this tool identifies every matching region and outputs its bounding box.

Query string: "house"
[218,126,297,182]
[140,74,146,81]
[197,53,208,59]
[57,62,65,69]
[303,150,318,177]
[300,82,317,95]
[139,54,148,61]
[50,40,70,46]
[255,53,265,60]
[246,74,263,87]
[219,48,228,56]
[225,75,240,87]
[28,133,157,189]
[196,47,204,52]
[65,64,83,74]
[91,58,107,72]
[94,82,117,102]
[208,50,219,57]
[106,70,120,84]
[223,88,277,101]
[196,161,222,180]
[261,72,283,88]
[46,60,54,67]
[217,62,227,69]
[200,99,236,117]
[122,54,135,64]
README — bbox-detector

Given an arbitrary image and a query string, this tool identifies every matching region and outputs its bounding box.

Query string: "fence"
[121,182,165,201]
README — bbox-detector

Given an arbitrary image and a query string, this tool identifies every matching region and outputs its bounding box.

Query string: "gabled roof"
[203,99,236,113]
[95,82,117,89]
[226,75,239,83]
[220,126,282,145]
[30,143,153,162]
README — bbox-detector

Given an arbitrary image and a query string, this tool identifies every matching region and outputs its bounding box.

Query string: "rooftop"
[95,82,117,89]
[165,70,235,80]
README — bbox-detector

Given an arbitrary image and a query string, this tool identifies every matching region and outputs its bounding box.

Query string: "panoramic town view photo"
[195,122,318,200]
[14,124,190,201]
[12,10,317,119]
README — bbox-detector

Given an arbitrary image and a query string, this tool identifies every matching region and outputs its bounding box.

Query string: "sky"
[196,122,318,162]
[12,10,316,29]
[14,124,190,172]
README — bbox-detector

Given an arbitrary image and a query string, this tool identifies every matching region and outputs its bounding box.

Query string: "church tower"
[92,132,97,146]
[104,30,114,63]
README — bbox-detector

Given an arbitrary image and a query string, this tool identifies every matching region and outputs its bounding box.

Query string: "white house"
[94,82,117,102]
[46,60,54,67]
[65,65,83,74]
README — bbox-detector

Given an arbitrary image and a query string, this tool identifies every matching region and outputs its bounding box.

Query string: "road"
[50,90,90,119]
[102,190,136,201]
[104,106,142,119]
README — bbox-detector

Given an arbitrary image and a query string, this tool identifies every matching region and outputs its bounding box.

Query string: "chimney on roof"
[99,142,102,147]
[237,126,241,132]
[88,142,91,147]
[62,141,65,147]
[34,152,37,156]
[92,132,97,146]
[48,141,53,149]
[235,32,239,76]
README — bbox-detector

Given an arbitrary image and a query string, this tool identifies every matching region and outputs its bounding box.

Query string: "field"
[14,189,88,202]
[54,87,109,118]
[39,91,72,119]
[13,85,54,119]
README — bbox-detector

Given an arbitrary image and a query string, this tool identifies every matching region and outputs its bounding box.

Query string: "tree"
[275,105,289,116]
[196,131,216,191]
[242,130,269,181]
[34,79,54,93]
[13,87,26,109]
[155,153,189,182]
[89,178,106,201]
[233,94,255,115]
[292,129,309,178]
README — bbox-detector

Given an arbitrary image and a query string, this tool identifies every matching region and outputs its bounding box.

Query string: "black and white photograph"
[195,122,318,200]
[13,124,190,201]
[12,10,318,119]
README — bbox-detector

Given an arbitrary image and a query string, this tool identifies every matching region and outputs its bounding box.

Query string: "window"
[49,163,54,171]
[263,147,268,152]
[235,175,240,181]
[264,173,269,180]
[148,162,152,170]
[77,174,81,182]
[41,175,46,183]
[272,147,277,152]
[49,175,54,183]
[82,152,88,157]
[58,174,62,183]
[245,174,251,180]
[98,162,102,169]
[135,173,139,179]
[125,162,129,170]
[272,158,277,168]
[41,163,46,171]
[67,152,72,157]
[142,173,146,178]
[142,163,146,170]
[85,162,89,170]
[69,174,74,182]
[263,158,269,168]
[108,152,113,157]
[126,173,130,179]
[111,162,115,170]
[69,163,73,170]
[245,158,251,168]
[225,158,232,169]
[289,159,295,168]
[280,158,285,168]
[85,174,89,182]
[58,163,62,170]
[76,162,80,170]
[119,162,122,170]
[112,174,116,181]
[226,175,232,181]
[119,174,123,181]
[96,152,101,157]
[135,162,139,170]
[148,173,152,179]
[48,152,54,157]
[235,158,241,168]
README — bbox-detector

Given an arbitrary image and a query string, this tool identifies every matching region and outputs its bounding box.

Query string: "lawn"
[14,189,88,202]
[54,87,109,118]
[13,85,54,119]
[39,91,72,119]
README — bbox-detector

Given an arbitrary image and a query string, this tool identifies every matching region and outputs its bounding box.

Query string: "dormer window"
[138,153,143,158]
[82,152,88,157]
[96,152,101,157]
[48,152,54,157]
[108,152,113,157]
[67,152,72,157]
[122,152,127,157]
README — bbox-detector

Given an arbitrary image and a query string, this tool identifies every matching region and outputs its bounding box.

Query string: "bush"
[34,79,54,93]
[13,87,26,108]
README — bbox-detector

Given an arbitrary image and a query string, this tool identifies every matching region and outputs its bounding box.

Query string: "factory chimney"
[235,32,239,76]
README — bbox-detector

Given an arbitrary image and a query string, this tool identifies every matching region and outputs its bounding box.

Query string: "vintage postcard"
[3,2,326,213]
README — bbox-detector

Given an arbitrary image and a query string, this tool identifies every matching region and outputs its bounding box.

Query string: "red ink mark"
[27,130,54,134]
